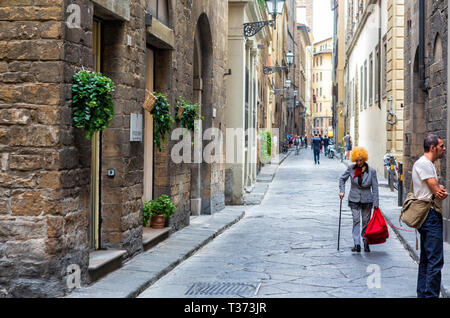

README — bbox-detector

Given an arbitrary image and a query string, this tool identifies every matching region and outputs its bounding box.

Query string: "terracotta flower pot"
[151,215,166,229]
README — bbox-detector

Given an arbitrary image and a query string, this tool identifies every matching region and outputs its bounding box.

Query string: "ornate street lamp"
[284,79,292,89]
[286,50,294,66]
[243,0,286,38]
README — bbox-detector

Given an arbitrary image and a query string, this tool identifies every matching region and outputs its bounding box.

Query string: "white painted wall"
[347,1,388,174]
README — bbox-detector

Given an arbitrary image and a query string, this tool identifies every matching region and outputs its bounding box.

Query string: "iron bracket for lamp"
[243,20,275,38]
[263,65,288,75]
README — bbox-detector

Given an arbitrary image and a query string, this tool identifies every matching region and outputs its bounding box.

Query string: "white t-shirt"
[412,155,438,200]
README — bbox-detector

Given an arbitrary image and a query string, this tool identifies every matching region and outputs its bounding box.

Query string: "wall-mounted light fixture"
[284,79,292,89]
[243,0,286,38]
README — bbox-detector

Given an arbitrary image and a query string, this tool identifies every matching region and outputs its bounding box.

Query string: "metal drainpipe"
[419,0,427,92]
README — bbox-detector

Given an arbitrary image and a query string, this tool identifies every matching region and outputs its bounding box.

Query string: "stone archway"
[191,13,214,215]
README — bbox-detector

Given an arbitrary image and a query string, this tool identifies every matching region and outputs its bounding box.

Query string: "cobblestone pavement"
[139,149,419,298]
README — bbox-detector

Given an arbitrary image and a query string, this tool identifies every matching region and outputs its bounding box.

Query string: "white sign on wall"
[130,113,143,142]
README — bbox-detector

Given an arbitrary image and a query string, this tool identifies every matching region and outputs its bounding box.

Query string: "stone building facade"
[0,0,228,297]
[295,23,312,138]
[403,0,449,240]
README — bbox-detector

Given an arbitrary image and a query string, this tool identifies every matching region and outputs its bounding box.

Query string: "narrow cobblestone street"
[139,149,419,298]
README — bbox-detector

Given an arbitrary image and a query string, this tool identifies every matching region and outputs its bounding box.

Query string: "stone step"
[142,227,171,251]
[88,249,127,284]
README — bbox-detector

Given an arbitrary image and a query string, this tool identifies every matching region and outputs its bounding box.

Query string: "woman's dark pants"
[417,208,444,298]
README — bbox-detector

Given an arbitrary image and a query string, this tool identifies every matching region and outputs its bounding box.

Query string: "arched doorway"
[191,13,214,215]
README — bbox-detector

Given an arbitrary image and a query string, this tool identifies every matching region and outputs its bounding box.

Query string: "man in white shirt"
[413,134,447,298]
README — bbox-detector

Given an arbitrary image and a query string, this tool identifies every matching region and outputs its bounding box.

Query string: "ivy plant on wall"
[152,92,174,152]
[72,70,115,140]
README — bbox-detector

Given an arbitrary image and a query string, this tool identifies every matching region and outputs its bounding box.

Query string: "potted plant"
[142,195,175,229]
[71,69,115,140]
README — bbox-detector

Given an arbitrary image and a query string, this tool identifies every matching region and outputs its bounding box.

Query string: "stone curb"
[338,158,450,298]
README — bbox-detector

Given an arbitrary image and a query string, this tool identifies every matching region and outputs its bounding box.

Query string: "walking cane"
[338,197,343,251]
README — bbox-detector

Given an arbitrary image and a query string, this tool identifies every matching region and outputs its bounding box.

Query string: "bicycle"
[383,153,399,191]
[281,141,289,154]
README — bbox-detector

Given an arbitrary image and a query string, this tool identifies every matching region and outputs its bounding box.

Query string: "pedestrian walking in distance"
[294,136,300,156]
[323,135,330,156]
[339,147,379,253]
[413,135,447,298]
[312,133,322,165]
[343,132,352,160]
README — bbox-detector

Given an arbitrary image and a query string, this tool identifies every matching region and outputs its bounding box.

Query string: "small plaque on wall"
[130,113,143,142]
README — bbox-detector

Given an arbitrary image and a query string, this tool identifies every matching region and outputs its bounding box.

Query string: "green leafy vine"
[152,92,175,152]
[176,97,204,132]
[72,70,115,140]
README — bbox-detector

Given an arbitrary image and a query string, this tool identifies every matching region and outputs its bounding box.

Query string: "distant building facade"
[312,38,333,136]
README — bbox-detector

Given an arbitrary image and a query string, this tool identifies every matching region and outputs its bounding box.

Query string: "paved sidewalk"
[340,157,450,298]
[67,207,245,298]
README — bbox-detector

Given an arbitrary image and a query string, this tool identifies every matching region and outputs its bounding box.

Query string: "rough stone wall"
[404,0,448,240]
[0,0,229,297]
[404,0,448,187]
[166,0,227,222]
[0,0,91,297]
[98,1,146,258]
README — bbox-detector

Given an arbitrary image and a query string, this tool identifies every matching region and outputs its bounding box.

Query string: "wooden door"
[143,48,154,201]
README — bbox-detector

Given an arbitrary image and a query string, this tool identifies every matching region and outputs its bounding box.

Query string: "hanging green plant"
[152,92,174,152]
[72,70,115,140]
[175,96,204,132]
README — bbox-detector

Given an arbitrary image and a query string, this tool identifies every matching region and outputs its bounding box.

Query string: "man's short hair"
[424,134,441,152]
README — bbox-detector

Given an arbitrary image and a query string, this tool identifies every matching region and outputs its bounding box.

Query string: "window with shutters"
[364,60,367,109]
[375,45,380,102]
